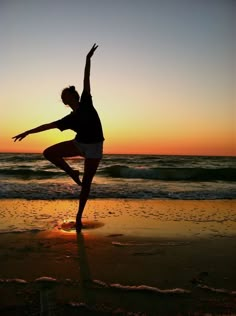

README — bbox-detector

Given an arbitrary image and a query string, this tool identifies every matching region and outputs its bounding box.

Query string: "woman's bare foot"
[71,170,82,186]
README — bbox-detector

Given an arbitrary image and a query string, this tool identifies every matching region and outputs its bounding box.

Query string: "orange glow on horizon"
[3,117,235,157]
[2,138,234,157]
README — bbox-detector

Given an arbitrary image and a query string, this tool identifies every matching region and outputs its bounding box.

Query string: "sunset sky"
[1,0,235,156]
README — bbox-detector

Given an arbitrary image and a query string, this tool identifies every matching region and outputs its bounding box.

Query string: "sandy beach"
[0,199,235,315]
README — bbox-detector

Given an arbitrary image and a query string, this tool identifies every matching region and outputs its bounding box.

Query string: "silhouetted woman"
[13,44,104,231]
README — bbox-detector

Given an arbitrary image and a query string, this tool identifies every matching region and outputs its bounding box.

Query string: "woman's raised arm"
[83,43,98,93]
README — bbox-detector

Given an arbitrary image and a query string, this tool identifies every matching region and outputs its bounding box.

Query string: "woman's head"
[61,86,80,107]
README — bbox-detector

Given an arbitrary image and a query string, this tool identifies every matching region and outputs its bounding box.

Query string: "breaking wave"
[0,168,63,179]
[101,165,236,181]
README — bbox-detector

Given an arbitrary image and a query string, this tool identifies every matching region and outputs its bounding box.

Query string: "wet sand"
[0,199,235,315]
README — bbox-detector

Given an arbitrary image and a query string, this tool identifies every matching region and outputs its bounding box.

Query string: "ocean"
[0,153,235,200]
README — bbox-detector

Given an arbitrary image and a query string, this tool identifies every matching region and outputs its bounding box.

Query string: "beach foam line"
[110,284,190,294]
[0,277,190,295]
[1,277,236,297]
[197,284,236,296]
[35,276,57,283]
[0,277,75,286]
[0,278,28,284]
[91,279,191,295]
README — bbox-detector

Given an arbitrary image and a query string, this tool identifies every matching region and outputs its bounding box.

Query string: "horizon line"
[0,151,235,158]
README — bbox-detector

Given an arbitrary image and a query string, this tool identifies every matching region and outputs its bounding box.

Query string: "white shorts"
[73,140,103,159]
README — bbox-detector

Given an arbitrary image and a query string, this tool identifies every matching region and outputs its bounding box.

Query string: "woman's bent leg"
[43,140,82,185]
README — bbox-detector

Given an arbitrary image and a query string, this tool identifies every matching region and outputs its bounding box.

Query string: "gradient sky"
[1,0,235,155]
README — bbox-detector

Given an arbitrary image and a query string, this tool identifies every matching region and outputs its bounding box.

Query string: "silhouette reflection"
[76,232,95,305]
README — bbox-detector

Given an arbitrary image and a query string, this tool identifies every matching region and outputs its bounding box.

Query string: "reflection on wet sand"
[76,232,95,306]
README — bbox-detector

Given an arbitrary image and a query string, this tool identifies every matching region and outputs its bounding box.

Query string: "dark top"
[54,91,104,143]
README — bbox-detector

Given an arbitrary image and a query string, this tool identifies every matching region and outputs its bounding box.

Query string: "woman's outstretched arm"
[12,122,57,142]
[83,43,98,94]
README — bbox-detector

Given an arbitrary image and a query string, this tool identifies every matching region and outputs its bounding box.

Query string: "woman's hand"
[87,43,98,59]
[12,131,29,142]
[12,123,56,142]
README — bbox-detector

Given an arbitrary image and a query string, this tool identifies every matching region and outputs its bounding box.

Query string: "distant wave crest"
[0,168,63,179]
[101,165,236,181]
[4,165,236,182]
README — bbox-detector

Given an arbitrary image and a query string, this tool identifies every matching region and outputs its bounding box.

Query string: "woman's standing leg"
[76,158,100,231]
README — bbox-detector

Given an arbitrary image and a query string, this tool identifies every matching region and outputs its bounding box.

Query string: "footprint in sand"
[107,234,124,238]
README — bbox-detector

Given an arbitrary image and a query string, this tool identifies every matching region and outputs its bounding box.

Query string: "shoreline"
[0,198,235,238]
[0,199,235,315]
